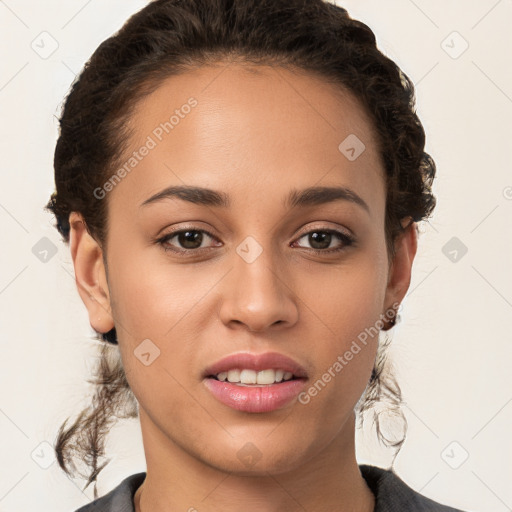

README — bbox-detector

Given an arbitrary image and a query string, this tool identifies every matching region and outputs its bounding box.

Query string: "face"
[71,62,416,476]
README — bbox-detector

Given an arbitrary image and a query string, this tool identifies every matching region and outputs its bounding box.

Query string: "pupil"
[179,231,202,249]
[310,231,331,249]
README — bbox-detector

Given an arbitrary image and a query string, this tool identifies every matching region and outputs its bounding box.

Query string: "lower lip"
[204,378,306,413]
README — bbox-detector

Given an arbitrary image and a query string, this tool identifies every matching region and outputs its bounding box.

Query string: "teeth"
[215,369,295,384]
[240,369,257,384]
[227,369,240,382]
[256,369,275,385]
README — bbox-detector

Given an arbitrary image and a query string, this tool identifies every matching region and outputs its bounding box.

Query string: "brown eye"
[158,228,219,253]
[294,229,354,253]
[176,230,204,249]
[307,231,333,250]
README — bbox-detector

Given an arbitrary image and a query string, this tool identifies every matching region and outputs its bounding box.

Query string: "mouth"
[203,351,307,381]
[202,352,308,413]
[206,368,303,386]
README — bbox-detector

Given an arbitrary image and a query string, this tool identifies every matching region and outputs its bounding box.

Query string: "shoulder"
[359,464,468,512]
[72,472,146,512]
[72,466,469,511]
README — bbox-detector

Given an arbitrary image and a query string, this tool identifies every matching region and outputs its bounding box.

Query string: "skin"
[69,62,417,512]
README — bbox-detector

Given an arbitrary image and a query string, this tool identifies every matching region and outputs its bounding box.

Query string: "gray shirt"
[73,464,467,511]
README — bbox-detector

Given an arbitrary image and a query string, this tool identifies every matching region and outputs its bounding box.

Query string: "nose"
[218,244,299,333]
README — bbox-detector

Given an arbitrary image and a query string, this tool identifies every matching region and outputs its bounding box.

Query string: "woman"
[45,0,467,510]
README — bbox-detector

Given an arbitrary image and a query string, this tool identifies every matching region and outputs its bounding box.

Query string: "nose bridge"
[218,234,298,331]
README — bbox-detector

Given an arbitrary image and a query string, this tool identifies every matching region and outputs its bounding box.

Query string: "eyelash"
[155,225,355,256]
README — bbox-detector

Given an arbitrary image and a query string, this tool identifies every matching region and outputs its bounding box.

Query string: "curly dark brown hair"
[45,0,436,499]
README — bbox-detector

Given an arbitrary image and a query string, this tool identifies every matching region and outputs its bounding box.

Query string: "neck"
[134,410,375,512]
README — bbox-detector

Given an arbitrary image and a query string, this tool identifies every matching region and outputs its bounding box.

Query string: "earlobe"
[69,212,114,335]
[382,218,418,329]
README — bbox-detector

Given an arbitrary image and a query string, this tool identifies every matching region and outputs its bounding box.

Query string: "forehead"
[109,62,385,214]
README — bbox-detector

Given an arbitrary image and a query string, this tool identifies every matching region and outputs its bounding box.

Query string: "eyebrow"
[140,185,370,213]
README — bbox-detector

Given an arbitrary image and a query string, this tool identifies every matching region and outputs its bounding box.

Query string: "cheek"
[299,243,389,340]
[295,248,389,410]
[108,249,218,340]
[106,254,219,412]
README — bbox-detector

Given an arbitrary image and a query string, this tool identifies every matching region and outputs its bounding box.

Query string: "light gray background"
[1,1,511,511]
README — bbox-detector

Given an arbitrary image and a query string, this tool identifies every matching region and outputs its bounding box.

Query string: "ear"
[382,218,418,325]
[68,212,114,335]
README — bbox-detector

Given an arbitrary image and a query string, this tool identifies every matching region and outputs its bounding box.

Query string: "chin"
[197,437,313,477]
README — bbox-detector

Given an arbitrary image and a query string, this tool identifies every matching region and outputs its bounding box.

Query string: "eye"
[157,227,220,253]
[292,228,355,254]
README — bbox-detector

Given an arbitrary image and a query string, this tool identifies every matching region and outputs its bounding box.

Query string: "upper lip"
[204,351,308,379]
